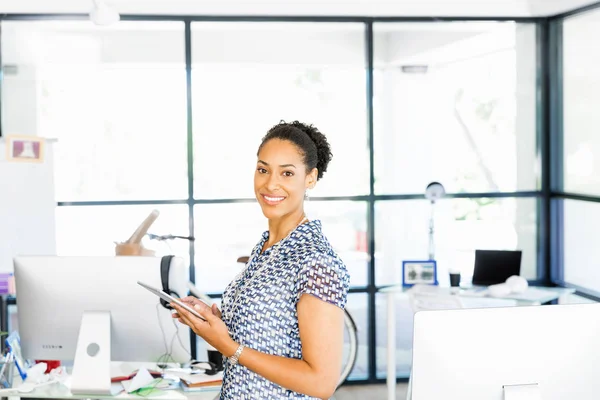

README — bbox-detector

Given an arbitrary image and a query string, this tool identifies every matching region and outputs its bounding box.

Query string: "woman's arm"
[236,294,344,399]
[172,294,344,399]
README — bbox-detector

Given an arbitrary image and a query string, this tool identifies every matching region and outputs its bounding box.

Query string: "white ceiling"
[0,0,596,17]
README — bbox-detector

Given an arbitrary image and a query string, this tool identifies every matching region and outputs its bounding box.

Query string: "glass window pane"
[194,200,367,293]
[56,204,190,261]
[304,200,368,288]
[563,199,600,292]
[563,10,600,196]
[191,22,369,199]
[2,21,188,201]
[194,203,264,293]
[375,197,538,287]
[373,22,538,194]
[344,293,368,381]
[375,292,413,379]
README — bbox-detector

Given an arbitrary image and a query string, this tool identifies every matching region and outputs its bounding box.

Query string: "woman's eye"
[257,168,267,174]
[283,171,294,177]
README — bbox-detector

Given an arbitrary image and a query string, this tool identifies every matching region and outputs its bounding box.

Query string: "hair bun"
[289,121,332,180]
[259,120,333,181]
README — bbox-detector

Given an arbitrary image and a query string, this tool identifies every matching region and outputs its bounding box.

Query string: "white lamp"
[424,182,445,261]
[90,0,120,26]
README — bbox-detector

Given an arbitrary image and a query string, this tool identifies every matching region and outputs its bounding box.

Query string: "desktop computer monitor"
[13,256,192,394]
[472,249,522,286]
[411,303,600,399]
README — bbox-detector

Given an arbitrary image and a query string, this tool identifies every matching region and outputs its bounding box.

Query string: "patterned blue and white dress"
[219,219,350,399]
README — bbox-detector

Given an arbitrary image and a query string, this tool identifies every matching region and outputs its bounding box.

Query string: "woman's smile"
[261,193,287,206]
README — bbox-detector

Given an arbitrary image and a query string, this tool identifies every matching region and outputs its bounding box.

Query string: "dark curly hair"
[258,120,333,181]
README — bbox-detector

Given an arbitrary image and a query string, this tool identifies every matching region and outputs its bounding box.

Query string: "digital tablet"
[137,281,207,321]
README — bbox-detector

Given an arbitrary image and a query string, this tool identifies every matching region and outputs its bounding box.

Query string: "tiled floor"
[333,383,408,400]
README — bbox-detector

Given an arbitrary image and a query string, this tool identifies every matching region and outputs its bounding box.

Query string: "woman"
[172,120,350,399]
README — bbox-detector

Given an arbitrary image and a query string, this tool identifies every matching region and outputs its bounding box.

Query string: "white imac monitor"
[13,256,191,395]
[411,303,600,400]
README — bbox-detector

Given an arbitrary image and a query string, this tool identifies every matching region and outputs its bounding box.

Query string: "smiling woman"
[172,120,350,400]
[254,121,331,227]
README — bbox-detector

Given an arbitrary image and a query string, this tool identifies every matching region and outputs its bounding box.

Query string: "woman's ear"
[306,168,318,189]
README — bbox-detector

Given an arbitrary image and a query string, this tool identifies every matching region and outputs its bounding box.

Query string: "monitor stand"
[70,311,112,395]
[503,383,541,400]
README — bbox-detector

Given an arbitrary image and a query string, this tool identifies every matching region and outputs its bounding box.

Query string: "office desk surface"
[5,362,219,400]
[379,284,576,305]
[5,383,218,400]
[8,387,216,400]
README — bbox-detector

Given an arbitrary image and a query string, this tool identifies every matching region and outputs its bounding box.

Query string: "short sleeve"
[296,252,350,309]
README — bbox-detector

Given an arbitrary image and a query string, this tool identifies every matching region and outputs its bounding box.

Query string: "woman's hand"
[171,298,236,357]
[173,296,222,319]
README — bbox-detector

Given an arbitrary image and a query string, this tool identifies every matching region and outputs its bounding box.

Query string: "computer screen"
[411,303,600,399]
[472,249,522,286]
[13,256,192,393]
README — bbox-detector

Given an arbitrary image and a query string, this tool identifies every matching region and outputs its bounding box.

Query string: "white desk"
[379,284,577,400]
[3,363,219,400]
[6,383,217,400]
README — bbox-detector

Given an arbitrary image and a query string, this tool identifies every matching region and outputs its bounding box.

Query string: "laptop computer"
[472,249,522,286]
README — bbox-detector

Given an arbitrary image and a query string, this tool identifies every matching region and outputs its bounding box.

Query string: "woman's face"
[254,139,317,221]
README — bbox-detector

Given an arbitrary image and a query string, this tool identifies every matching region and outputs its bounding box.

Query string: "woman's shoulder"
[294,221,348,273]
[293,221,350,307]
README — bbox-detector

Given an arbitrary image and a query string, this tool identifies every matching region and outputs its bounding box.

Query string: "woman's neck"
[266,210,307,248]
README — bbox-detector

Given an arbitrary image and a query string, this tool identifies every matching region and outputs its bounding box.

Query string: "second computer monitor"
[472,249,522,286]
[411,303,600,399]
[14,255,191,363]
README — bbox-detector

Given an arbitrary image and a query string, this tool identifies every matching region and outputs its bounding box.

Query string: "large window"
[1,17,544,384]
[2,21,188,201]
[563,9,600,196]
[191,22,369,199]
[374,22,538,195]
[372,21,539,378]
[560,8,600,296]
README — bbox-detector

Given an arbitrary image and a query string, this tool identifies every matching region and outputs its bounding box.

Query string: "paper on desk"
[167,370,223,385]
[461,287,558,303]
[114,389,188,400]
[111,382,124,396]
[121,367,155,393]
[502,287,557,302]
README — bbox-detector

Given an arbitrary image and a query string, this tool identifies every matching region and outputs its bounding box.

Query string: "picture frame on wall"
[402,260,438,287]
[5,135,45,163]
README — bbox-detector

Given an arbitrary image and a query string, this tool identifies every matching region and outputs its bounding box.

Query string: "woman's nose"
[266,174,280,190]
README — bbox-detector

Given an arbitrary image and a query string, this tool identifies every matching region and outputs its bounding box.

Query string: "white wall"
[0,140,57,272]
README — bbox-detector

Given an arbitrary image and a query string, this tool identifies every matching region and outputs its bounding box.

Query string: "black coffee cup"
[449,271,461,287]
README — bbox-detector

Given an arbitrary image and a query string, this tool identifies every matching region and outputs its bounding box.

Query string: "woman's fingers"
[171,303,193,324]
[180,296,197,305]
[212,304,222,318]
[171,302,208,334]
